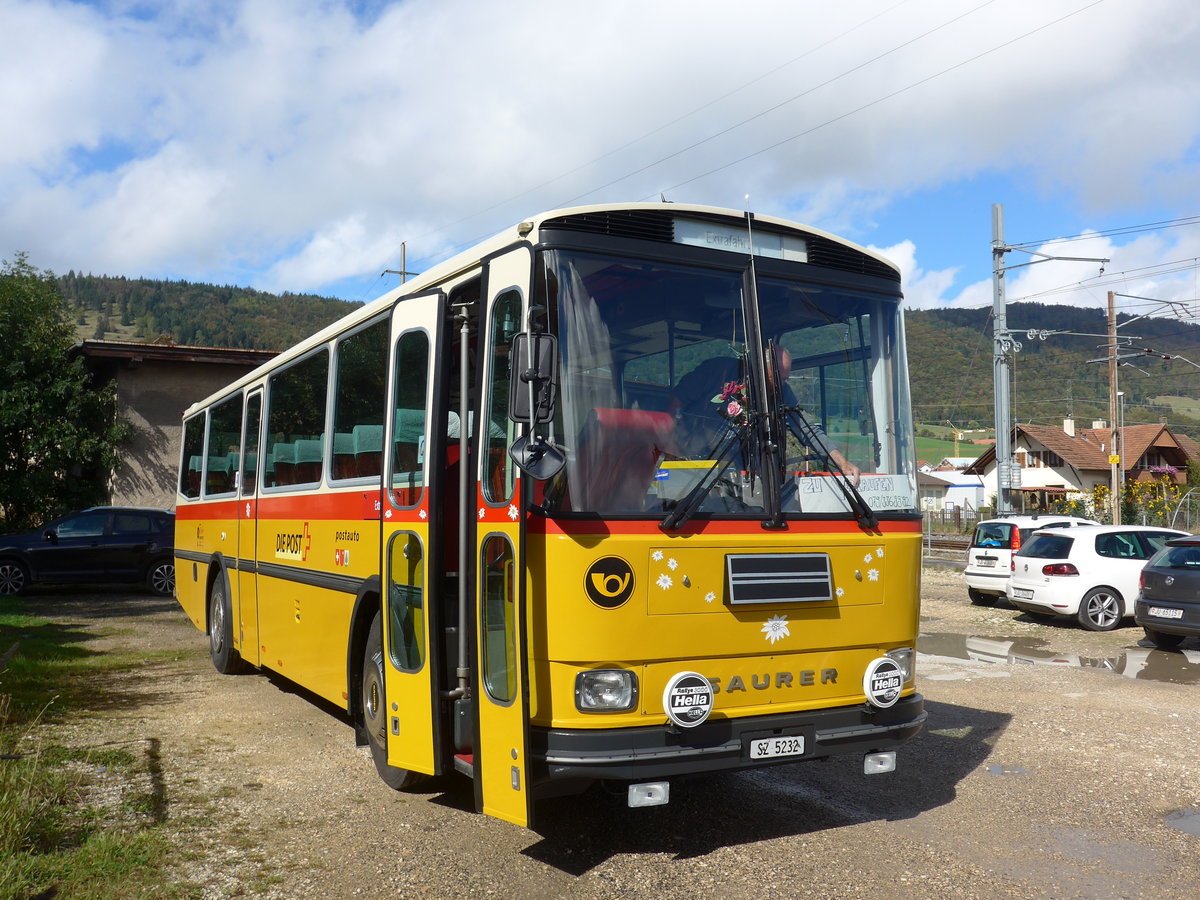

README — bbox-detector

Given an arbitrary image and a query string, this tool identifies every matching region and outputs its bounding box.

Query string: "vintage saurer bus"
[174,203,925,826]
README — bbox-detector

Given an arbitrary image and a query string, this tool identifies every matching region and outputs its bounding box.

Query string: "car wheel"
[968,588,996,606]
[1144,627,1185,649]
[1077,587,1123,631]
[208,577,243,674]
[0,560,28,596]
[147,558,175,597]
[361,613,429,791]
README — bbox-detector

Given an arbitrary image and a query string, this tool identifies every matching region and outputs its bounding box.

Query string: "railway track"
[922,535,969,553]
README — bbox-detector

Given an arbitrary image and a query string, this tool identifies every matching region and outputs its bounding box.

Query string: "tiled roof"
[964,422,1197,475]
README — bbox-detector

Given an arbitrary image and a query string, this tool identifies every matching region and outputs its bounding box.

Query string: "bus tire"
[208,577,243,674]
[362,614,429,791]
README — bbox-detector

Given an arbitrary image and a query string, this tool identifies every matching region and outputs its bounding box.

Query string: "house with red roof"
[963,418,1199,510]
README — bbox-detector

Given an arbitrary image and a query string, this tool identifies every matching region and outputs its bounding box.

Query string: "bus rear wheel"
[208,577,243,674]
[362,614,430,791]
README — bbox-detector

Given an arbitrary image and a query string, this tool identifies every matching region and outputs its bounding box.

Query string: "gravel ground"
[25,564,1200,899]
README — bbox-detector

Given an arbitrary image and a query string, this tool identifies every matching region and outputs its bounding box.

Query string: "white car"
[1006,524,1187,631]
[964,514,1099,605]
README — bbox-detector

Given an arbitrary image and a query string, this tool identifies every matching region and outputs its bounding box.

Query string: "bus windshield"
[539,248,918,518]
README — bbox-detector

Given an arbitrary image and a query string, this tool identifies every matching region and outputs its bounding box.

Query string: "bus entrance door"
[473,248,533,826]
[380,291,448,778]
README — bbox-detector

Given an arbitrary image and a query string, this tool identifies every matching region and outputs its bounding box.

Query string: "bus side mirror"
[507,332,564,481]
[508,332,558,425]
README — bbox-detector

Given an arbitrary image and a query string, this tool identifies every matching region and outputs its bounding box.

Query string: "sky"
[4,0,1200,326]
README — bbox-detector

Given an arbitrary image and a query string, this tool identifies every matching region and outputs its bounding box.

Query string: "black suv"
[0,507,175,596]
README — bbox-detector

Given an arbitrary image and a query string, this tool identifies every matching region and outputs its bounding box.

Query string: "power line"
[559,0,1001,206]
[651,0,1107,197]
[1010,214,1200,251]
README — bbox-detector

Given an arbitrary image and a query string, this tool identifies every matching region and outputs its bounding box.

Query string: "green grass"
[0,599,196,899]
[915,435,983,461]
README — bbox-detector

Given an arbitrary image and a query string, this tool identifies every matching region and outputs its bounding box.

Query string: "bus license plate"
[1148,606,1184,619]
[749,736,805,759]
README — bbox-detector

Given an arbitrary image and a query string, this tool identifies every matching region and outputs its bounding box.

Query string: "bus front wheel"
[362,614,429,790]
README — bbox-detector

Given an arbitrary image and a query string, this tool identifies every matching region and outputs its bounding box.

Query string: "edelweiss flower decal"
[863,552,874,564]
[667,558,678,571]
[876,547,885,558]
[762,614,790,644]
[705,592,716,603]
[835,587,845,597]
[507,504,520,521]
[652,550,664,562]
[656,574,673,590]
[867,569,880,582]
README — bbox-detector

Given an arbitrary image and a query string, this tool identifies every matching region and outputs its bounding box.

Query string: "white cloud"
[2,0,1200,297]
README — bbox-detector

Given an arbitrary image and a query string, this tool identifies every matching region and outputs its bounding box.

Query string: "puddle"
[1165,808,1200,837]
[918,632,1200,685]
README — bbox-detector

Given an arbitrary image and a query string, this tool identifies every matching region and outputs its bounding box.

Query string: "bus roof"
[182,202,899,417]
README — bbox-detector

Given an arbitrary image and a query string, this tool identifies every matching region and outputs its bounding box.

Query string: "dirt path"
[24,570,1200,898]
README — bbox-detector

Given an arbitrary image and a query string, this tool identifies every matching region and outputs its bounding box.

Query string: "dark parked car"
[0,507,175,596]
[1135,536,1200,648]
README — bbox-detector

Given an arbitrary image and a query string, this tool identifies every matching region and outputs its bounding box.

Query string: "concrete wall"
[107,360,258,510]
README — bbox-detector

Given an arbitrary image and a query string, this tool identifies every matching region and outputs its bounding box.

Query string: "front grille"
[725,553,833,605]
[806,236,899,281]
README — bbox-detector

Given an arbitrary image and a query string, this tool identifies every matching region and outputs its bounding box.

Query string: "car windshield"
[537,247,917,518]
[1019,533,1073,558]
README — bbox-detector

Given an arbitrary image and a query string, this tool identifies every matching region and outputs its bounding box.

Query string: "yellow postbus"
[174,202,925,826]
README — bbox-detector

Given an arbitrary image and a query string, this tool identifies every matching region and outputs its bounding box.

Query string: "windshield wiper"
[660,423,748,531]
[783,407,877,529]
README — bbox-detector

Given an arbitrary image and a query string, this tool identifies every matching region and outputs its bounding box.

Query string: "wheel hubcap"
[211,595,225,653]
[0,565,22,594]
[152,564,175,595]
[1089,594,1117,627]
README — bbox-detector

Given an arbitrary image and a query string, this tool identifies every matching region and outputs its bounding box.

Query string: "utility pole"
[382,242,419,284]
[991,205,1017,515]
[1108,290,1121,524]
[989,203,1109,518]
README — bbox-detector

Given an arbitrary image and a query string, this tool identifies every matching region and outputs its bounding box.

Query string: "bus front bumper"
[530,693,925,786]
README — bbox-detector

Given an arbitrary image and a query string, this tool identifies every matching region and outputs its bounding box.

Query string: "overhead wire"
[649,0,1108,197]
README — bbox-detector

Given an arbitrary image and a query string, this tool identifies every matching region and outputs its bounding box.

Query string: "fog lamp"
[886,647,915,682]
[864,751,897,775]
[575,669,637,712]
[628,781,670,807]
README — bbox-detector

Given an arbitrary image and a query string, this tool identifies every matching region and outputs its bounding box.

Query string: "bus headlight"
[886,647,915,682]
[575,669,637,712]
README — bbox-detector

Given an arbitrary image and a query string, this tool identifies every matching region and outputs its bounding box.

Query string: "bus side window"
[265,350,329,489]
[483,291,522,503]
[180,414,205,500]
[241,393,261,495]
[480,534,515,703]
[332,318,388,482]
[389,330,429,507]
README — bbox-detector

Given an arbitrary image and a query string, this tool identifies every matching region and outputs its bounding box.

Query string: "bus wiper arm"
[784,408,877,529]
[660,424,745,531]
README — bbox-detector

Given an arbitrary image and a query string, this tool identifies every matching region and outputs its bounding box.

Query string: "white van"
[964,514,1099,605]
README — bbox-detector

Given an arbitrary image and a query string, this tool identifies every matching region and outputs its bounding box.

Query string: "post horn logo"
[585,556,635,609]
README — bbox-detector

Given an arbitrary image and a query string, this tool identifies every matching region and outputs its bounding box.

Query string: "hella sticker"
[863,657,904,709]
[662,671,714,729]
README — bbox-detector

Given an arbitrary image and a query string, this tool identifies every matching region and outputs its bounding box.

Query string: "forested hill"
[53,272,1200,432]
[906,302,1200,431]
[58,272,359,351]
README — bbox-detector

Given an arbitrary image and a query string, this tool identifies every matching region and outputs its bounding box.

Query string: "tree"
[0,254,129,529]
